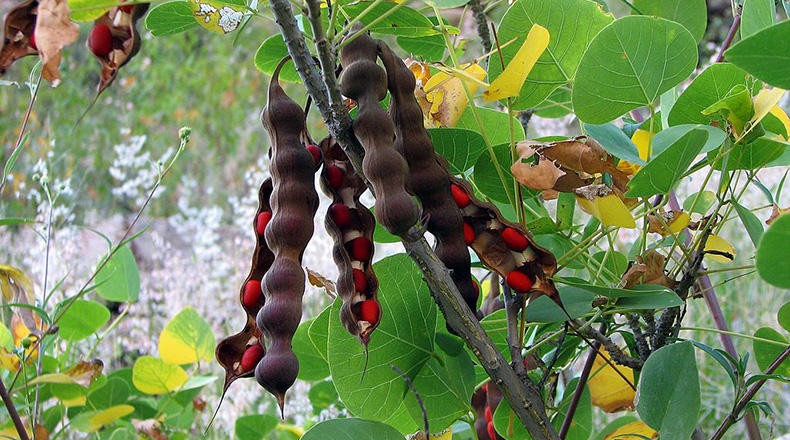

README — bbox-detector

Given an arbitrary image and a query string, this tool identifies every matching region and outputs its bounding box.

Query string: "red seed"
[326,165,344,190]
[463,223,475,245]
[256,211,272,236]
[29,32,37,50]
[349,237,373,262]
[501,227,528,252]
[451,184,470,208]
[119,1,134,13]
[305,144,322,165]
[352,268,367,293]
[242,280,262,308]
[88,24,113,58]
[505,270,533,292]
[329,203,352,229]
[472,279,479,295]
[357,299,381,324]
[240,344,264,372]
[487,421,497,440]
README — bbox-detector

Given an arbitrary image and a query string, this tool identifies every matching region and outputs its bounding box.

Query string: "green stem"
[681,327,790,347]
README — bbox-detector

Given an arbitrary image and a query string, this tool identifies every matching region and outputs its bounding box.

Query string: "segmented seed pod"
[255,57,319,414]
[338,29,420,238]
[216,178,274,392]
[319,137,382,346]
[449,177,559,300]
[378,40,479,315]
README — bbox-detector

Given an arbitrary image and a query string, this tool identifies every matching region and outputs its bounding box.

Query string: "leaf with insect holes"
[484,24,549,101]
[158,307,215,365]
[188,0,246,34]
[421,63,487,128]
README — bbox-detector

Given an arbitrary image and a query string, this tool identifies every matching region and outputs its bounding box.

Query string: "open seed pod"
[88,2,148,95]
[0,0,37,74]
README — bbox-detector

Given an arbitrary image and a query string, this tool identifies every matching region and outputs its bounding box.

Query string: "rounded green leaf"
[301,418,404,440]
[132,356,188,395]
[633,0,708,42]
[668,63,757,127]
[145,1,199,36]
[70,404,134,433]
[293,318,330,381]
[779,302,790,333]
[473,143,517,204]
[343,2,441,37]
[327,254,436,422]
[67,0,117,21]
[95,245,140,303]
[58,300,110,342]
[725,21,790,89]
[158,307,215,365]
[741,0,777,39]
[429,128,487,175]
[456,107,525,146]
[651,124,726,157]
[752,327,790,377]
[573,16,698,124]
[235,414,279,440]
[308,380,340,413]
[491,0,613,110]
[757,213,790,288]
[636,341,700,439]
[711,137,788,171]
[254,35,302,83]
[626,129,708,198]
[87,377,131,409]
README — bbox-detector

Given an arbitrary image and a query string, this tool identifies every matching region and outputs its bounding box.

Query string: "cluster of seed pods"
[319,137,382,347]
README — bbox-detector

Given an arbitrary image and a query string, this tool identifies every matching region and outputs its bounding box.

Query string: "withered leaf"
[0,0,38,75]
[511,146,566,191]
[306,267,336,296]
[620,250,677,289]
[64,359,103,387]
[766,204,789,225]
[35,0,80,84]
[647,210,690,236]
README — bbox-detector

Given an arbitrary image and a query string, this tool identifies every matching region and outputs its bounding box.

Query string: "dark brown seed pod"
[0,0,38,74]
[255,57,319,415]
[338,29,420,238]
[89,3,148,95]
[378,40,479,316]
[318,137,382,347]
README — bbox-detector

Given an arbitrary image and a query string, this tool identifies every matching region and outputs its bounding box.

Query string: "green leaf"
[397,35,445,62]
[132,356,188,395]
[525,286,595,322]
[87,378,131,409]
[534,233,583,269]
[491,0,613,110]
[478,310,510,360]
[683,190,717,214]
[67,0,117,21]
[591,250,628,280]
[714,137,788,171]
[473,143,517,204]
[732,200,764,248]
[583,123,644,165]
[70,405,134,433]
[573,16,698,124]
[779,302,790,333]
[668,63,757,127]
[301,419,404,440]
[429,128,487,174]
[651,124,726,157]
[57,300,110,342]
[293,318,330,381]
[327,254,436,421]
[556,192,576,231]
[752,328,790,376]
[0,218,35,227]
[741,0,776,38]
[95,245,140,303]
[308,305,332,362]
[456,107,525,146]
[555,278,682,309]
[757,213,790,288]
[535,87,574,118]
[145,1,199,37]
[342,2,441,37]
[308,380,340,413]
[725,21,790,89]
[235,414,279,440]
[158,307,215,365]
[701,84,755,133]
[425,0,470,7]
[626,128,708,197]
[636,341,700,439]
[633,0,708,42]
[254,35,301,83]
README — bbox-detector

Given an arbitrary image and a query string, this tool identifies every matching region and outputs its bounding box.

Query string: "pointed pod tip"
[277,393,286,419]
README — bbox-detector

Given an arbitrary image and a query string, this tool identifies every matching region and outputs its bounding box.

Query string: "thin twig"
[627,313,651,360]
[558,324,604,439]
[0,376,29,440]
[714,4,742,63]
[304,0,347,124]
[571,321,643,371]
[468,0,491,54]
[502,284,525,376]
[1,74,42,194]
[391,365,429,438]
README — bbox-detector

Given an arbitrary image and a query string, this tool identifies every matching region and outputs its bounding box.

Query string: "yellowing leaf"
[35,0,81,85]
[0,265,35,303]
[158,307,215,365]
[189,0,246,34]
[587,349,636,413]
[769,105,790,140]
[421,63,487,127]
[484,24,550,101]
[647,210,690,236]
[576,186,636,229]
[72,405,134,433]
[132,356,188,394]
[704,234,736,263]
[618,129,653,175]
[603,420,657,439]
[738,87,786,141]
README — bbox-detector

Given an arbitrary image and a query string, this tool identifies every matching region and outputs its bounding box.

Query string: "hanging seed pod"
[338,29,420,238]
[255,57,319,415]
[378,40,479,316]
[318,137,382,347]
[0,0,38,74]
[88,3,148,95]
[216,178,275,393]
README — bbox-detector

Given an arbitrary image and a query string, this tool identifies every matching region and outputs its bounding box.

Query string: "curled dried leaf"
[766,204,789,225]
[306,267,336,296]
[511,156,565,191]
[419,63,486,127]
[647,210,690,236]
[0,0,38,74]
[620,250,676,289]
[35,0,79,84]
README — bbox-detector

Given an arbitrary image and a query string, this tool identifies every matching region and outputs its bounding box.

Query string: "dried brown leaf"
[35,0,79,84]
[621,250,676,289]
[64,359,103,387]
[0,0,38,74]
[766,204,789,225]
[306,267,336,296]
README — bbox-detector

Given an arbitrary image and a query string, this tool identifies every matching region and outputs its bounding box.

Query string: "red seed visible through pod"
[451,184,470,208]
[463,223,475,245]
[326,165,345,190]
[88,24,113,58]
[119,1,134,13]
[329,203,352,229]
[505,270,533,292]
[306,144,322,165]
[349,237,373,262]
[352,268,368,293]
[501,227,528,252]
[256,211,272,236]
[29,32,37,50]
[242,280,262,308]
[240,344,264,372]
[357,299,381,324]
[487,421,497,440]
[484,406,492,423]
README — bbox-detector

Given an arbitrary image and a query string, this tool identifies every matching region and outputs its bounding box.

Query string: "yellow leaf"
[648,210,690,236]
[704,234,736,263]
[603,420,658,439]
[189,0,246,34]
[11,313,44,360]
[668,211,691,234]
[422,63,487,127]
[587,349,636,413]
[738,87,786,141]
[617,129,653,175]
[0,264,35,303]
[158,307,215,365]
[85,405,134,432]
[132,356,188,394]
[769,105,790,140]
[484,24,550,101]
[576,192,636,229]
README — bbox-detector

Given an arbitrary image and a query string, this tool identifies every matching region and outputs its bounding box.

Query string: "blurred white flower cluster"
[108,131,173,209]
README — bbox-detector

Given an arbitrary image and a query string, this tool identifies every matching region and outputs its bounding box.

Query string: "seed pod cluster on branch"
[254,57,320,414]
[378,40,480,315]
[338,30,420,239]
[319,137,381,347]
[88,3,149,95]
